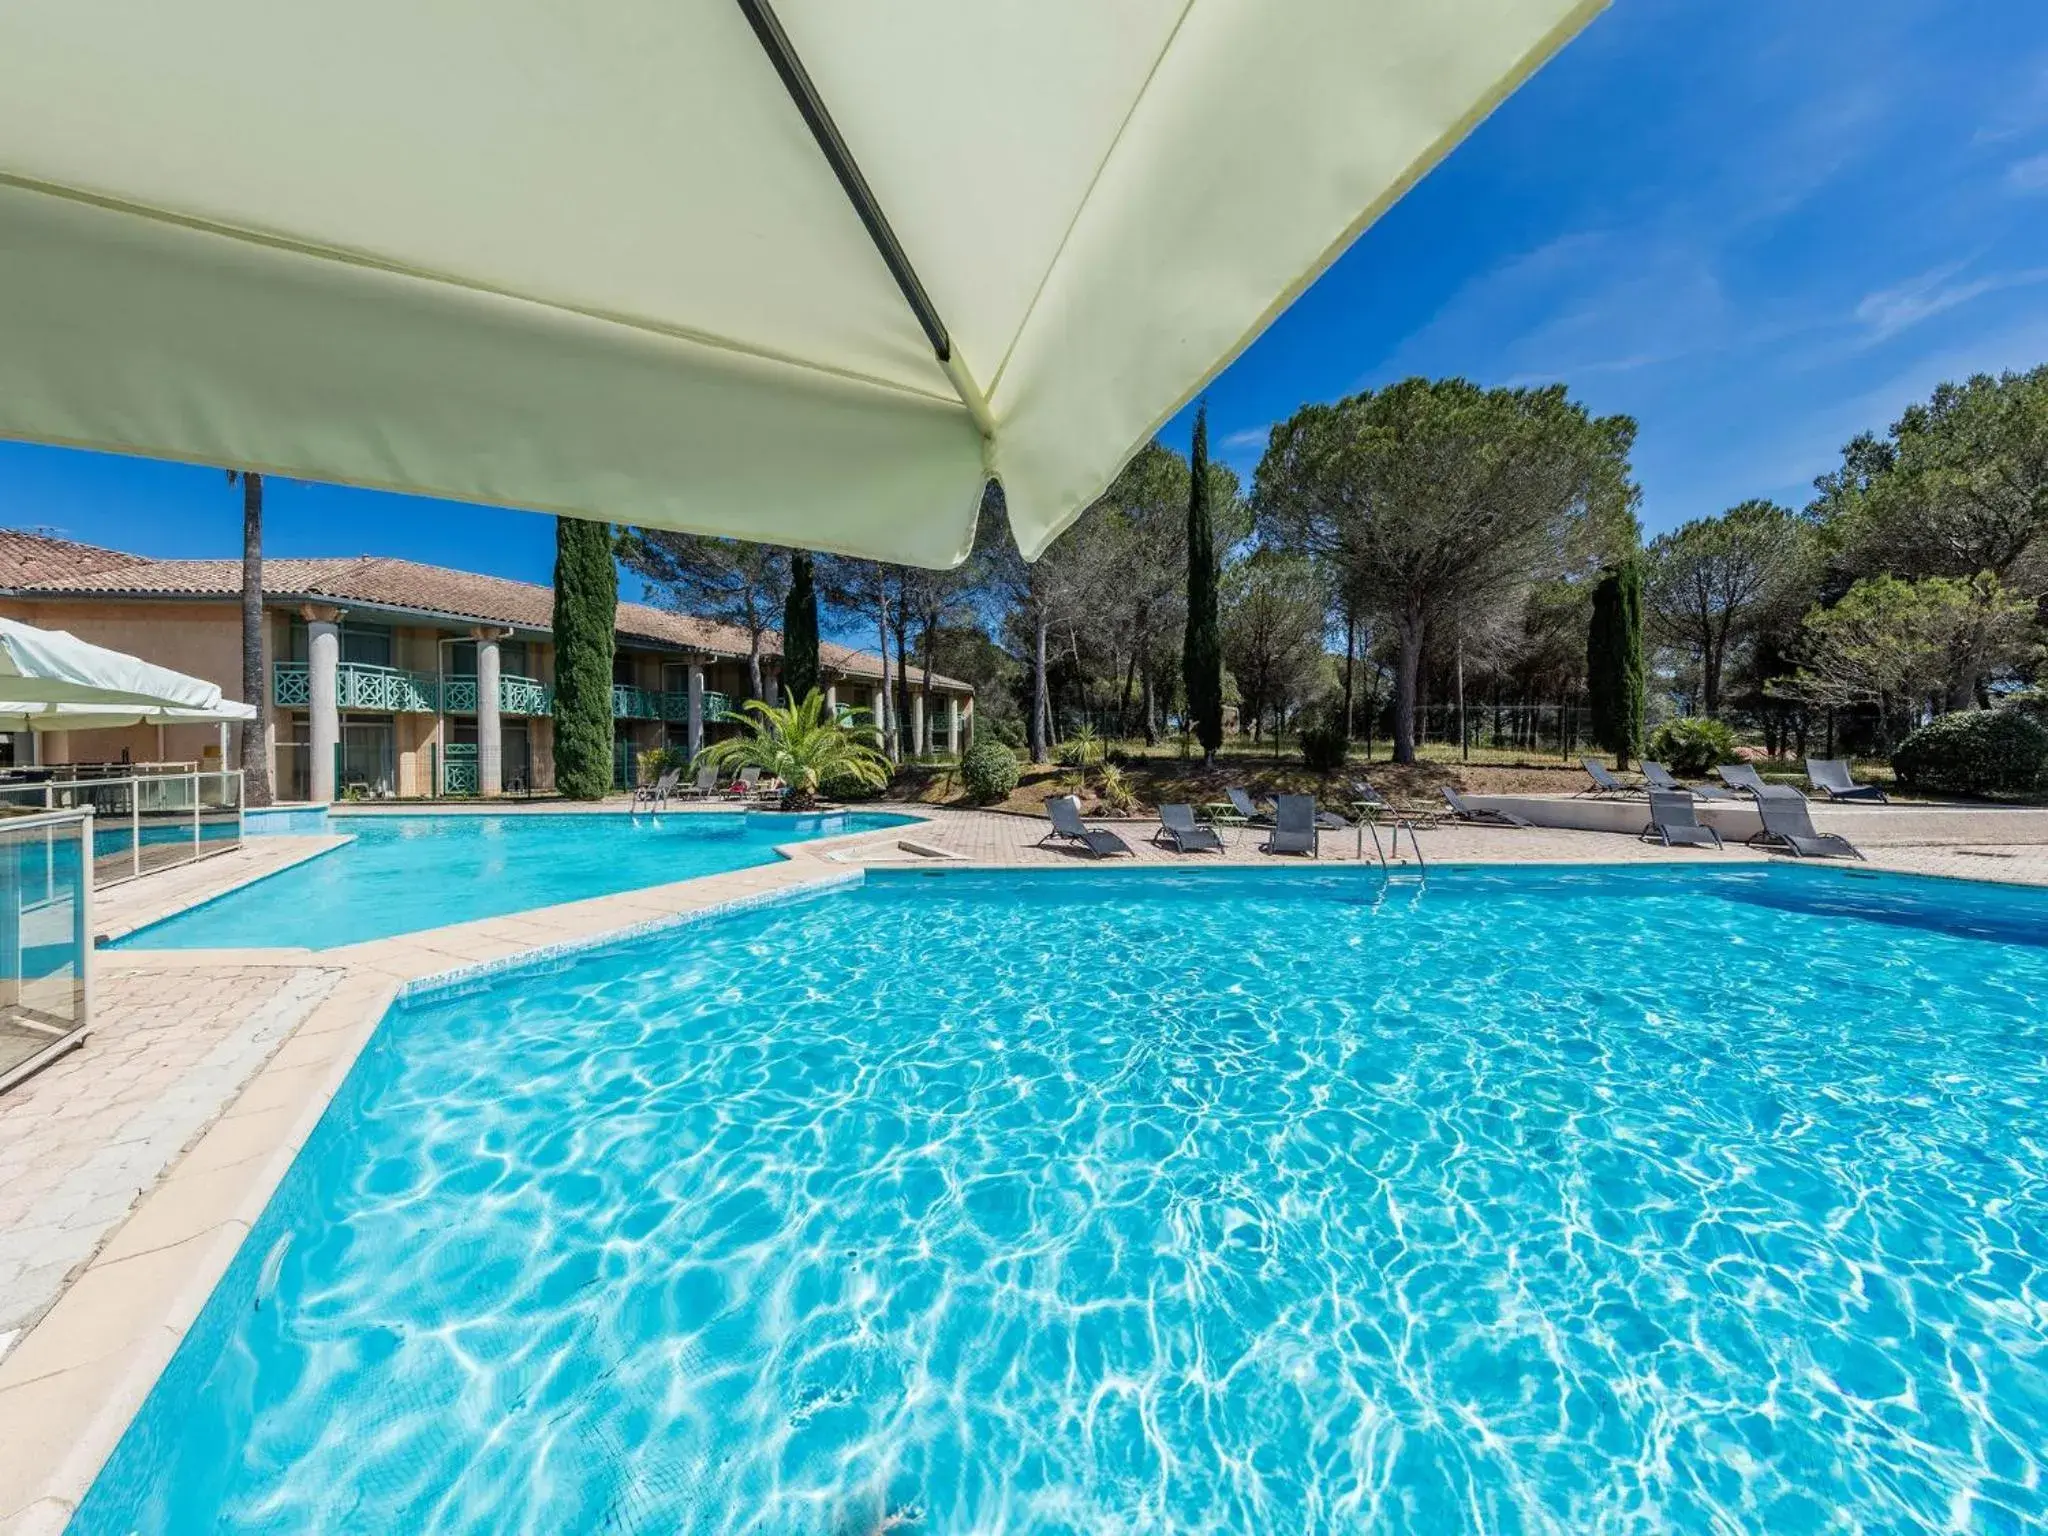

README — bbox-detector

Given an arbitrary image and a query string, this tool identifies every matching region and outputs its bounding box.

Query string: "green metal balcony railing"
[274,664,553,717]
[273,661,437,713]
[276,663,737,726]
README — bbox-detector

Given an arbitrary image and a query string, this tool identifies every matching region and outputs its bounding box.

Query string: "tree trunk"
[1392,609,1424,764]
[1341,606,1357,742]
[1029,613,1050,764]
[893,596,913,759]
[876,596,896,762]
[746,635,764,702]
[1456,636,1468,763]
[237,474,274,806]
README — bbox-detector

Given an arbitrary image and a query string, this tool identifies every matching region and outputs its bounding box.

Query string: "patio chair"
[633,766,681,814]
[1225,786,1273,826]
[1752,786,1866,860]
[1261,794,1320,857]
[1640,789,1722,850]
[1153,803,1225,855]
[1806,758,1888,804]
[1578,758,1640,797]
[675,763,719,800]
[1039,794,1135,858]
[1715,762,1773,798]
[1440,787,1533,828]
[1642,761,1741,800]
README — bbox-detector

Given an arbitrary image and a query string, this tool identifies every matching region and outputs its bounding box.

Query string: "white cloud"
[2009,152,2048,192]
[1853,263,2048,342]
[1219,425,1272,455]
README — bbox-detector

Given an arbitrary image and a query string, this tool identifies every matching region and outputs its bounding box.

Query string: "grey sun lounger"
[1715,763,1774,798]
[675,763,719,800]
[1440,787,1532,828]
[1643,761,1741,800]
[1807,758,1888,804]
[1752,786,1866,860]
[1225,786,1274,826]
[1040,794,1135,858]
[1154,803,1225,854]
[1578,758,1640,797]
[1640,789,1722,849]
[1261,794,1321,857]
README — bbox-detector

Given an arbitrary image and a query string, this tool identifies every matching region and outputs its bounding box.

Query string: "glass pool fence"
[0,808,93,1093]
[0,770,244,887]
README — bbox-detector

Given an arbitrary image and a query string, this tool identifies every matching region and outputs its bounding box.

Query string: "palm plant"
[697,689,889,811]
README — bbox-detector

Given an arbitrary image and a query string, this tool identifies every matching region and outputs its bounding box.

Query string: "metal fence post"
[130,783,141,879]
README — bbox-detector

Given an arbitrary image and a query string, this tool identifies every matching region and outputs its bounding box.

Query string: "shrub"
[1095,761,1137,813]
[1646,716,1740,777]
[1892,709,2048,797]
[1298,719,1349,773]
[960,741,1021,804]
[817,763,886,802]
[1054,725,1101,768]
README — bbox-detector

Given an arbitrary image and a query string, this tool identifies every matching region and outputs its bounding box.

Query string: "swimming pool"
[75,864,2048,1531]
[112,809,918,950]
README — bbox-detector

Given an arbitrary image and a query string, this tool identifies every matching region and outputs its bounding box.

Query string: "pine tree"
[1182,404,1225,763]
[781,550,821,705]
[552,516,618,798]
[1587,558,1645,769]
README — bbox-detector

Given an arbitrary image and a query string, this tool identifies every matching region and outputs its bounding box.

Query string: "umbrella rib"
[734,0,996,444]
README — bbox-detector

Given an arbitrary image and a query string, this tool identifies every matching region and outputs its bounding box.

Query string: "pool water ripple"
[75,866,2048,1533]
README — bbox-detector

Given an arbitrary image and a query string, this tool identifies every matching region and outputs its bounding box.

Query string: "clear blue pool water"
[75,864,2048,1533]
[111,810,916,950]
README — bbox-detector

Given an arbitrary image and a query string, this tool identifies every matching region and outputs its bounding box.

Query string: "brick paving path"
[0,964,338,1347]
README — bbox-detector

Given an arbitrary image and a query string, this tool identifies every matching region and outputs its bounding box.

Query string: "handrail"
[1,770,244,887]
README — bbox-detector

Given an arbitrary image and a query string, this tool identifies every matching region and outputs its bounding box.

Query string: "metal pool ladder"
[1358,815,1428,885]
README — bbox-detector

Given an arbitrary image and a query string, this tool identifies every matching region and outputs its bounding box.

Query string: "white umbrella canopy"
[0,0,1603,567]
[0,698,257,733]
[0,618,227,710]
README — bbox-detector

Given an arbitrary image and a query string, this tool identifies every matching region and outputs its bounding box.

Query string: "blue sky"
[3,0,2047,590]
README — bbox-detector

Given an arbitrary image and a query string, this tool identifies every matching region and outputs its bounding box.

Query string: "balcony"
[272,663,552,716]
[274,661,437,713]
[612,686,730,723]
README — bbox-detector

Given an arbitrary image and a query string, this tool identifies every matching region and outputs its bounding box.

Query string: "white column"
[687,665,705,759]
[307,607,341,802]
[825,683,838,717]
[911,691,926,757]
[764,673,781,707]
[474,627,504,797]
[947,694,961,755]
[871,686,887,741]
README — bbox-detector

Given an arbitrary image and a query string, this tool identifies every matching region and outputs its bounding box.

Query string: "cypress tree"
[1182,404,1225,763]
[781,551,820,706]
[552,516,618,799]
[1587,558,1646,769]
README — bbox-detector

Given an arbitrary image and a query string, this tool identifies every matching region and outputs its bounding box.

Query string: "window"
[340,623,392,668]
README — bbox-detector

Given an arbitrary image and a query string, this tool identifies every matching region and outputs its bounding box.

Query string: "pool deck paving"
[3,797,2046,1531]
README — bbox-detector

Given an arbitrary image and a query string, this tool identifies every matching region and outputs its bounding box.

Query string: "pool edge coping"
[0,861,877,1533]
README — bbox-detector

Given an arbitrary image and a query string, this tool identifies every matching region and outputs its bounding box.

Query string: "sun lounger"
[1440,787,1532,828]
[675,763,719,800]
[1225,786,1273,826]
[1643,761,1741,800]
[1715,762,1774,798]
[1640,788,1722,849]
[632,767,681,813]
[1261,794,1321,856]
[1752,786,1865,859]
[1806,758,1888,804]
[1040,794,1135,858]
[1579,758,1640,797]
[1154,803,1225,854]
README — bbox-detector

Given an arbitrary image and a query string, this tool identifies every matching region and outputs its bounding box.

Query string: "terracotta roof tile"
[0,531,968,691]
